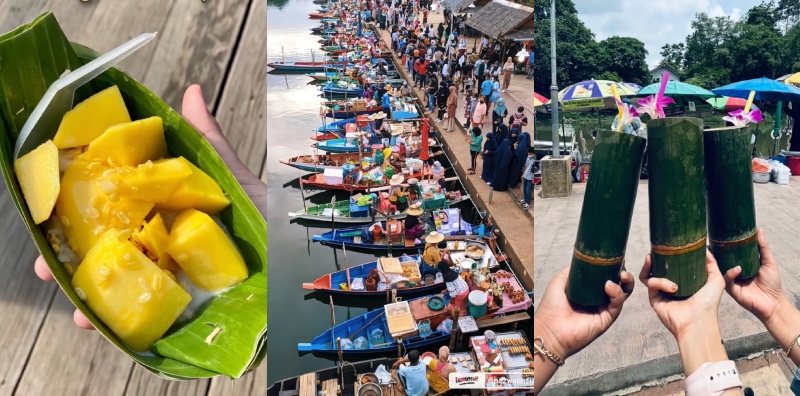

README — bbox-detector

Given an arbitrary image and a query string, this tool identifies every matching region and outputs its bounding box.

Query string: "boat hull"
[290,195,470,224]
[268,62,343,72]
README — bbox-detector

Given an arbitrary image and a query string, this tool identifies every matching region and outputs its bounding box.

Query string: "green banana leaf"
[0,13,267,379]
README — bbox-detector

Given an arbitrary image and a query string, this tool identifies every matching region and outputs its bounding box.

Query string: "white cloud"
[572,0,756,69]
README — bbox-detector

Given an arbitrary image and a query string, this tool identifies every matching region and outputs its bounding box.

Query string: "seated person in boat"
[404,204,425,242]
[392,350,429,396]
[476,216,503,259]
[439,261,469,317]
[399,81,412,97]
[388,175,409,212]
[430,161,446,189]
[421,232,450,276]
[428,346,457,389]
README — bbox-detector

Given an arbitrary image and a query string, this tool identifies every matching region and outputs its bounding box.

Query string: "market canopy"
[778,72,800,88]
[442,0,476,13]
[505,26,535,42]
[464,0,534,40]
[706,96,759,112]
[637,81,716,99]
[556,79,641,111]
[712,77,800,102]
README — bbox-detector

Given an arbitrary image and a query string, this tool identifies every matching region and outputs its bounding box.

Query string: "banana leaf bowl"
[0,13,266,380]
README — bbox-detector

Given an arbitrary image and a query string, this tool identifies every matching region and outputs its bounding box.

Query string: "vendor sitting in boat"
[477,215,504,260]
[387,174,408,212]
[439,260,469,317]
[421,232,451,276]
[404,204,425,243]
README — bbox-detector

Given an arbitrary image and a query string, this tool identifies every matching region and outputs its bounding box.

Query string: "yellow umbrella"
[777,72,800,87]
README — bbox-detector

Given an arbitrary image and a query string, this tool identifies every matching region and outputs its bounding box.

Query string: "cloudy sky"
[573,0,761,69]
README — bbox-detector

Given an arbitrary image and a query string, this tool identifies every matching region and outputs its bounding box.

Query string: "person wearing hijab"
[438,261,469,317]
[489,75,501,110]
[491,139,513,192]
[437,22,445,39]
[445,86,458,131]
[494,124,509,145]
[435,81,449,123]
[431,160,445,180]
[508,132,531,189]
[492,98,508,133]
[481,132,497,183]
[502,57,514,92]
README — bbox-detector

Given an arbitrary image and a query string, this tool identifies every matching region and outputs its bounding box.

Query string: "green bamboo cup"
[704,126,759,278]
[0,13,266,380]
[566,130,646,307]
[647,117,707,298]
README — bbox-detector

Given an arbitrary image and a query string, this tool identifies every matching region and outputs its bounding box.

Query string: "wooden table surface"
[0,1,266,395]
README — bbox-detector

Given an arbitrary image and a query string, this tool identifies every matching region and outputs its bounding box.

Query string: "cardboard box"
[379,257,403,274]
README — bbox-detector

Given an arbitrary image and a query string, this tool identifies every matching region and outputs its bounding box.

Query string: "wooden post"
[449,306,459,350]
[342,242,348,266]
[487,186,493,204]
[397,338,402,357]
[331,196,337,231]
[392,288,397,302]
[330,295,336,328]
[337,337,344,365]
[300,179,307,210]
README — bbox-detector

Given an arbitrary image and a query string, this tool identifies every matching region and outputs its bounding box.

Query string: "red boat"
[310,132,343,141]
[300,170,431,192]
[309,12,334,19]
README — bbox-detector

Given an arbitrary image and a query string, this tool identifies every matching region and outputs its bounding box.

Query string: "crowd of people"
[365,0,535,211]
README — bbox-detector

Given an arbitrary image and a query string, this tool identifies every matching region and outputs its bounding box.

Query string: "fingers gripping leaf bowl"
[0,13,266,380]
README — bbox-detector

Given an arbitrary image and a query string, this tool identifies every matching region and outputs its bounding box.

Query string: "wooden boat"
[314,138,374,153]
[319,82,364,96]
[267,358,393,396]
[289,194,471,224]
[299,171,427,192]
[317,117,354,133]
[311,132,345,142]
[306,71,341,81]
[280,152,363,173]
[311,217,473,251]
[297,293,452,354]
[325,105,383,119]
[321,45,347,52]
[267,61,343,72]
[308,12,334,19]
[301,255,447,296]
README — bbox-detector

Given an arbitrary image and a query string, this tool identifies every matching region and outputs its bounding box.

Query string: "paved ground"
[534,179,800,395]
[376,11,535,287]
[0,1,266,396]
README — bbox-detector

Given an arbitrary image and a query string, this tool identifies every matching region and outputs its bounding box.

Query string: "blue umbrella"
[711,77,800,102]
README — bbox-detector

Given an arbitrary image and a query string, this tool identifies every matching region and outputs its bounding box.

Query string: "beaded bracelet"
[533,336,565,367]
[786,333,800,356]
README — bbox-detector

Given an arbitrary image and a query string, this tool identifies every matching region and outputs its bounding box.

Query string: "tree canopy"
[660,0,800,88]
[533,0,650,96]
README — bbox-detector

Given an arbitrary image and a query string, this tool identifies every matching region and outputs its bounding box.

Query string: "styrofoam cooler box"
[324,168,344,185]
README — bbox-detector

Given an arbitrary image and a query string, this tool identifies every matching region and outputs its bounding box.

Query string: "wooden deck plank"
[214,0,267,175]
[123,365,209,396]
[476,312,531,329]
[298,373,318,396]
[322,378,339,395]
[0,192,57,396]
[207,366,267,396]
[141,0,250,111]
[13,294,133,396]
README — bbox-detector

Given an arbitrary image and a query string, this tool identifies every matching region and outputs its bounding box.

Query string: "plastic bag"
[753,158,771,173]
[340,338,354,350]
[375,365,392,384]
[769,160,791,185]
[354,336,369,349]
[351,277,365,291]
[369,329,385,344]
[434,272,444,284]
[388,276,410,289]
[437,318,453,334]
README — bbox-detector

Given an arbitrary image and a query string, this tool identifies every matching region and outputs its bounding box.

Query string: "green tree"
[659,43,686,71]
[728,23,784,80]
[598,36,649,85]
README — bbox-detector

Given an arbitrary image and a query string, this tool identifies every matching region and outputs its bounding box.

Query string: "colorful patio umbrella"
[557,79,641,111]
[711,77,800,102]
[637,81,716,99]
[534,92,549,107]
[706,97,759,113]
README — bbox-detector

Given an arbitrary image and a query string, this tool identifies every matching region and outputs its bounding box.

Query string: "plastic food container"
[753,172,770,183]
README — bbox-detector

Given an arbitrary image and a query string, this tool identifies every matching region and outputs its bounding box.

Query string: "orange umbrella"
[534,92,549,107]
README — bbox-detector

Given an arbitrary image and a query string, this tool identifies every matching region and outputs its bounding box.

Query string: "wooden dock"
[0,1,266,395]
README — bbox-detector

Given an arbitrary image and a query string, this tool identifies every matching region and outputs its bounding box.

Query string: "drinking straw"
[656,72,669,116]
[744,91,756,113]
[610,84,623,132]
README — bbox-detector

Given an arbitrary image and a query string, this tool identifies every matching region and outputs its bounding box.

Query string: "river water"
[266,0,477,383]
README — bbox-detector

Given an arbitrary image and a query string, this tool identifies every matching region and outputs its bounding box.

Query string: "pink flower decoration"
[636,95,676,120]
[614,97,640,132]
[722,108,763,127]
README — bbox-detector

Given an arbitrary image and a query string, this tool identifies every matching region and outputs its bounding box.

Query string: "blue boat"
[324,106,382,119]
[297,293,452,354]
[312,222,477,251]
[319,81,364,96]
[317,117,353,133]
[314,137,375,153]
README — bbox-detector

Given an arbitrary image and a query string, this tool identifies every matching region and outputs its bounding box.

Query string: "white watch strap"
[685,361,742,396]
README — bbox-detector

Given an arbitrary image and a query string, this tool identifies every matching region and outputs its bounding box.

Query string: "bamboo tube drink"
[704,126,759,278]
[647,118,707,298]
[566,130,646,306]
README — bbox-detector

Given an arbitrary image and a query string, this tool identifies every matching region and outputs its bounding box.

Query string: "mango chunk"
[55,156,154,259]
[97,158,193,203]
[72,230,191,352]
[52,86,131,149]
[86,116,168,167]
[14,140,60,224]
[156,158,230,214]
[131,213,178,271]
[168,209,248,291]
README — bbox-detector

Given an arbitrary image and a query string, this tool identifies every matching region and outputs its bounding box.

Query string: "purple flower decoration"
[637,95,675,120]
[722,108,763,127]
[614,97,640,133]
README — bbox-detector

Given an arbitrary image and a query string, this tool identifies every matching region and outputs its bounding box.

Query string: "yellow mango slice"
[156,158,230,214]
[52,86,131,149]
[131,213,178,271]
[14,140,60,224]
[55,156,155,259]
[97,158,193,203]
[86,116,168,167]
[168,209,248,291]
[72,230,191,352]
